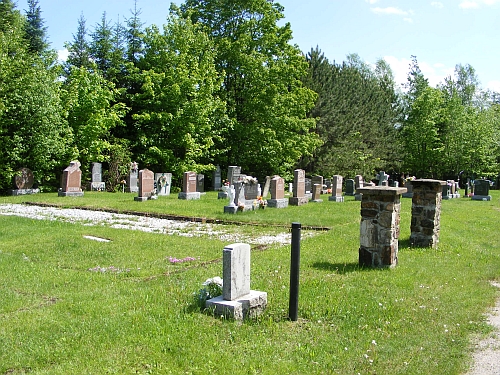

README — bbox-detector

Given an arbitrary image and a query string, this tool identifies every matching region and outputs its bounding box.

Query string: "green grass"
[0,191,499,374]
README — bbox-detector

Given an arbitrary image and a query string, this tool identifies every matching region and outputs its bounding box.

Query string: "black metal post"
[289,222,301,321]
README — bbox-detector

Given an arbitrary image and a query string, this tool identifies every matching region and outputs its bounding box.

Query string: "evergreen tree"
[64,14,91,72]
[24,0,48,55]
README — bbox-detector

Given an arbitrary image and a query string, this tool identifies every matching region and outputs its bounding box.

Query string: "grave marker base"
[206,291,267,320]
[289,197,309,206]
[472,195,492,201]
[9,189,40,196]
[329,196,344,202]
[134,196,149,202]
[267,198,288,208]
[58,191,84,197]
[178,192,201,200]
[224,205,238,214]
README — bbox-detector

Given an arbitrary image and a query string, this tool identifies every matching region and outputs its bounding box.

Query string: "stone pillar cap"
[356,186,407,195]
[412,179,447,185]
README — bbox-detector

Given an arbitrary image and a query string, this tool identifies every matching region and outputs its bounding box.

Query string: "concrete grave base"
[217,191,228,199]
[178,192,201,200]
[90,182,105,191]
[329,196,344,202]
[224,205,238,214]
[134,196,149,202]
[206,290,267,320]
[289,196,309,206]
[267,198,288,208]
[472,195,492,201]
[9,189,40,196]
[58,191,84,197]
[354,193,363,201]
[310,198,323,203]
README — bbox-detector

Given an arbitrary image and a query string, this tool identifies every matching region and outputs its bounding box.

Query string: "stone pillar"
[410,179,446,248]
[357,186,407,268]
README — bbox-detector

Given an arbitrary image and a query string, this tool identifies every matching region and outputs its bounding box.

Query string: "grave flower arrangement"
[242,176,258,185]
[255,196,267,209]
[195,276,223,309]
[159,174,168,187]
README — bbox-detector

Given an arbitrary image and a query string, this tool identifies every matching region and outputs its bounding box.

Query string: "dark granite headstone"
[472,179,491,201]
[345,179,355,196]
[196,174,205,193]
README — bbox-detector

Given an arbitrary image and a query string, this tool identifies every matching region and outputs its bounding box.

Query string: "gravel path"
[466,282,500,375]
[0,203,300,246]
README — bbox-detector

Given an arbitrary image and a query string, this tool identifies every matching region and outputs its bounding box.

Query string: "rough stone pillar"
[410,179,446,248]
[357,186,407,268]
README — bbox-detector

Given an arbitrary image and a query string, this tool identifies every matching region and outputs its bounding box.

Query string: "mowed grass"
[0,191,499,374]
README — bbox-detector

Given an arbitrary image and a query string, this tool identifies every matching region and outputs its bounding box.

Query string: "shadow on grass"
[312,261,394,273]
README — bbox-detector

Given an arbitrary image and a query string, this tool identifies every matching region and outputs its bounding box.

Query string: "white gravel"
[0,203,301,246]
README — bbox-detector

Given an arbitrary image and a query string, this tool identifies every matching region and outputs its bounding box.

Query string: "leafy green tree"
[61,66,127,175]
[179,0,320,179]
[0,1,70,190]
[132,14,229,178]
[64,14,92,72]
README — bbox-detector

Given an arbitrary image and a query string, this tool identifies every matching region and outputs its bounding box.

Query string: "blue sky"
[35,0,500,92]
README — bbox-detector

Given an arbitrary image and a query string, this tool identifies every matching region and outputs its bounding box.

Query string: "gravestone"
[311,184,323,202]
[357,186,407,268]
[472,179,492,201]
[345,179,355,196]
[196,174,205,193]
[59,161,84,197]
[134,169,155,201]
[244,179,259,200]
[155,172,172,196]
[90,162,105,191]
[178,171,201,200]
[305,178,312,194]
[311,175,324,194]
[205,243,267,320]
[10,167,40,196]
[376,171,389,186]
[262,176,272,198]
[442,182,452,200]
[289,169,308,206]
[126,162,139,193]
[227,166,241,186]
[354,175,364,201]
[223,185,238,214]
[402,180,414,198]
[267,176,288,208]
[329,175,344,202]
[213,165,222,190]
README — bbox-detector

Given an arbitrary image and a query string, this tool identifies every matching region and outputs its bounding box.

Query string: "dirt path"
[466,282,500,375]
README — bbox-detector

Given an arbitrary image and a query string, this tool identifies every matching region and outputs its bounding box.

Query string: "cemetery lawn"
[0,191,499,374]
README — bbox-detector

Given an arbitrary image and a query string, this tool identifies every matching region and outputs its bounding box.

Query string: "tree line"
[1,0,499,192]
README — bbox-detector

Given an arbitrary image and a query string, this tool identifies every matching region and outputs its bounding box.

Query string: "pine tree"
[24,0,48,55]
[64,14,91,72]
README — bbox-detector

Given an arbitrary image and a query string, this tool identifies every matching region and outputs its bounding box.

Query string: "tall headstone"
[155,173,172,196]
[243,179,259,200]
[442,182,452,200]
[472,179,492,201]
[329,175,344,202]
[357,186,407,268]
[267,176,288,208]
[402,180,414,198]
[289,169,308,206]
[10,167,40,196]
[213,165,222,190]
[410,179,446,248]
[59,161,84,197]
[126,162,139,193]
[262,176,272,198]
[354,175,364,201]
[311,175,324,193]
[196,174,205,193]
[178,171,201,200]
[205,243,267,320]
[227,166,241,186]
[345,179,355,196]
[134,169,155,201]
[90,162,105,191]
[311,184,323,202]
[305,178,312,194]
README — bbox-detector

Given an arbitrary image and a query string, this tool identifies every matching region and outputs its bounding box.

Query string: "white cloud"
[365,0,379,3]
[404,17,414,23]
[431,2,444,8]
[371,7,410,15]
[382,56,454,88]
[57,48,69,62]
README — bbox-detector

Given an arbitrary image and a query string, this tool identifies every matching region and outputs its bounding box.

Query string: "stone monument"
[267,176,288,208]
[90,162,105,191]
[205,243,267,320]
[134,169,155,201]
[126,162,139,193]
[178,171,201,200]
[155,173,172,196]
[213,165,222,190]
[329,175,344,202]
[354,175,364,201]
[59,161,84,197]
[289,169,308,206]
[10,167,39,196]
[472,179,492,201]
[345,179,355,196]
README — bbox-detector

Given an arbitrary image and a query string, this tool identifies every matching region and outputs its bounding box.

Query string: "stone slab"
[224,205,239,214]
[205,291,267,320]
[58,191,84,197]
[328,196,344,202]
[9,189,40,196]
[178,192,201,200]
[289,196,309,206]
[267,198,288,208]
[471,195,492,201]
[134,196,149,202]
[218,191,228,199]
[90,182,105,191]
